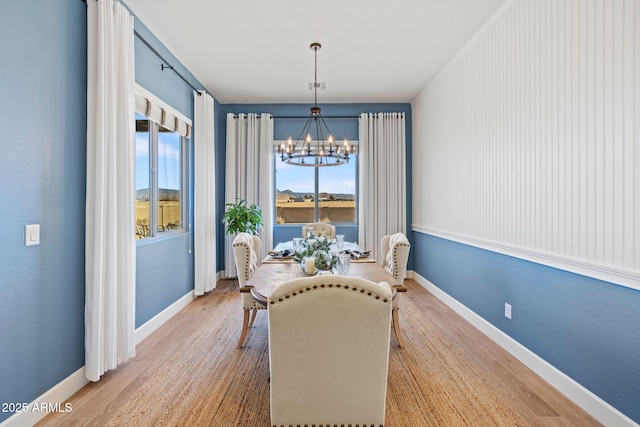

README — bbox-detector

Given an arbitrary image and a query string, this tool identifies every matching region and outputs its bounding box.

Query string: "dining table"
[264,240,376,264]
[245,261,401,301]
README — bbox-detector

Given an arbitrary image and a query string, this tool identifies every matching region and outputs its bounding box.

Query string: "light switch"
[25,224,40,246]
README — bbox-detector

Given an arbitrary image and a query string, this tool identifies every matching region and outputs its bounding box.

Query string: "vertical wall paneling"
[635,0,640,272]
[412,0,640,290]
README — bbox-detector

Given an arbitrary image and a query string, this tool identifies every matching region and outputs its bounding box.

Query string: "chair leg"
[248,308,258,328]
[392,309,405,347]
[237,310,250,349]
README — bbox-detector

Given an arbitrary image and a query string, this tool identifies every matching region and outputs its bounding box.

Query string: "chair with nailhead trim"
[302,222,336,239]
[232,232,266,348]
[380,233,411,347]
[268,275,392,427]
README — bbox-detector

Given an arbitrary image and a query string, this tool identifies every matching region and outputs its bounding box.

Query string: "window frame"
[134,85,191,241]
[273,139,359,225]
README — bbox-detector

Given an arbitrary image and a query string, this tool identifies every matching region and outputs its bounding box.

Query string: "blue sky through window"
[275,155,356,195]
[136,117,181,191]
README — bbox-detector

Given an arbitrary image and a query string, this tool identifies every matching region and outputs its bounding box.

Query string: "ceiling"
[124,0,507,104]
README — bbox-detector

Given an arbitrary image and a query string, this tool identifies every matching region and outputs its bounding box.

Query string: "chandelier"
[279,42,353,167]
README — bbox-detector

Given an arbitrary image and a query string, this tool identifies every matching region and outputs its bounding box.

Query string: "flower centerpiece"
[293,233,336,271]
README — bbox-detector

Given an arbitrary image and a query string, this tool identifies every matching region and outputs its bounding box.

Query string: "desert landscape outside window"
[274,145,357,224]
[136,113,186,239]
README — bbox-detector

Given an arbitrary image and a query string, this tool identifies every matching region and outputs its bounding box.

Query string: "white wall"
[412,0,640,290]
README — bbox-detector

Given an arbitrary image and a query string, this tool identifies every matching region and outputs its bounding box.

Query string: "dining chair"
[381,232,411,347]
[268,275,392,427]
[232,232,267,348]
[301,222,336,239]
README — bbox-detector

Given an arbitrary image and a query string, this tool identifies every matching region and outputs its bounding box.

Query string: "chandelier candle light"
[280,42,354,167]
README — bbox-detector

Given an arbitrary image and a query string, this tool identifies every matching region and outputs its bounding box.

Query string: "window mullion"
[181,135,187,230]
[150,122,159,237]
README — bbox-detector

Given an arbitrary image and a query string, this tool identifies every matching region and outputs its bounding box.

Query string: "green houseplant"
[222,199,263,235]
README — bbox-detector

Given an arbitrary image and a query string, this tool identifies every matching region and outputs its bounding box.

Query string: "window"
[274,141,357,224]
[134,86,190,240]
[135,114,187,239]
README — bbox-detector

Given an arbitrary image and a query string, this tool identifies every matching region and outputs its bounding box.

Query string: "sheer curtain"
[194,91,216,295]
[225,113,274,277]
[85,0,136,382]
[358,113,407,264]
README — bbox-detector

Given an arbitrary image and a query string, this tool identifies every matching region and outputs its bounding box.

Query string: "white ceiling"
[124,0,507,104]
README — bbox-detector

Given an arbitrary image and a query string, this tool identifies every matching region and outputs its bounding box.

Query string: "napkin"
[269,249,294,258]
[340,249,371,259]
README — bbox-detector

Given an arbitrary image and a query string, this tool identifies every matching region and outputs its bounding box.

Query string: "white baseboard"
[135,290,196,344]
[411,271,639,427]
[1,289,197,427]
[0,367,88,427]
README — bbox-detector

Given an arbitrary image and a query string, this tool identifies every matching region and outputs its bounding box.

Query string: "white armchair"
[232,232,266,348]
[302,222,336,239]
[268,275,392,427]
[381,232,411,347]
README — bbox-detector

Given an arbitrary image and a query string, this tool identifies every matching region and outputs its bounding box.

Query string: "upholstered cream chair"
[268,275,392,427]
[381,232,411,347]
[301,222,336,239]
[232,232,266,348]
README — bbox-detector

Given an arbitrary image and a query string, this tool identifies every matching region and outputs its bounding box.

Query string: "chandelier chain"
[314,46,318,107]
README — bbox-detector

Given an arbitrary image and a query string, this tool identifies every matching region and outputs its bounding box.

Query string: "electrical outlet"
[504,303,512,320]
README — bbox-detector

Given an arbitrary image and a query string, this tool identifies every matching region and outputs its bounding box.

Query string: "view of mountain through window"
[274,152,357,224]
[136,113,185,239]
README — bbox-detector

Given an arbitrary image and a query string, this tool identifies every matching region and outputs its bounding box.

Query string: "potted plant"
[222,199,263,235]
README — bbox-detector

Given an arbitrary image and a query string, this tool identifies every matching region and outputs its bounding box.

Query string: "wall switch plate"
[25,224,40,246]
[504,303,512,320]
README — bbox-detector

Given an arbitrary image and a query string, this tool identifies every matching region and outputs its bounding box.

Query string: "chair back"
[380,233,410,285]
[232,232,261,286]
[302,222,336,239]
[268,275,392,426]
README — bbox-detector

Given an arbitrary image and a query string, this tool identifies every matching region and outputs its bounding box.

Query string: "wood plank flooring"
[38,279,600,426]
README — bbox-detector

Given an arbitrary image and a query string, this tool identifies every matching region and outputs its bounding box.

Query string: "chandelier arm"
[317,116,333,141]
[287,117,315,160]
[295,118,313,144]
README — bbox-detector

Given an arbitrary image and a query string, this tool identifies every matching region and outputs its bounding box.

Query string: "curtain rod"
[133,30,204,97]
[230,115,359,119]
[82,0,206,97]
[273,115,359,119]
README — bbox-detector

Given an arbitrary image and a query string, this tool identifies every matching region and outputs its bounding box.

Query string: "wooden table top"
[246,261,400,298]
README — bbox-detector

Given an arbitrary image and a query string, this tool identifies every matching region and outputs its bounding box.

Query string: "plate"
[270,254,293,260]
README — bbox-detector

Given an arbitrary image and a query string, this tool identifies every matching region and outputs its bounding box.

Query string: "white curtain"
[358,113,407,264]
[85,0,136,382]
[194,91,216,295]
[225,113,274,277]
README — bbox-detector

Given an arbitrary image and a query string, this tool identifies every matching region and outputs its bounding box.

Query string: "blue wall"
[0,2,205,422]
[0,1,87,422]
[217,103,413,269]
[131,16,204,328]
[413,233,640,423]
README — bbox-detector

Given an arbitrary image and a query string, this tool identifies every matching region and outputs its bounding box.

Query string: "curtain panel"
[85,0,136,382]
[194,91,216,295]
[225,113,274,277]
[358,113,407,264]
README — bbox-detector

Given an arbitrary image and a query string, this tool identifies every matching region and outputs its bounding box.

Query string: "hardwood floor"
[38,279,599,426]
